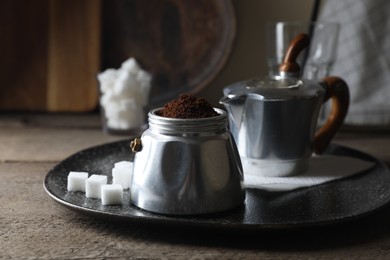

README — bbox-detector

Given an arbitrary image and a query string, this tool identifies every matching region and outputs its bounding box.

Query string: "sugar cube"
[85,174,107,199]
[67,171,89,192]
[97,57,152,131]
[120,57,141,72]
[101,184,123,205]
[97,69,118,94]
[114,161,133,169]
[99,89,119,108]
[112,161,133,189]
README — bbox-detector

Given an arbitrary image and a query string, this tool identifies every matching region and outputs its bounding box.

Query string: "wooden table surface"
[2,113,390,259]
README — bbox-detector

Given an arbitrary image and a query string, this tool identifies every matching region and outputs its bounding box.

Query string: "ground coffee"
[158,94,218,119]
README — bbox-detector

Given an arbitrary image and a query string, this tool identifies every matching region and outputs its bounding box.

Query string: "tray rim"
[43,140,390,231]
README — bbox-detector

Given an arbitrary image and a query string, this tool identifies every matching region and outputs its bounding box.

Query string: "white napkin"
[243,155,375,192]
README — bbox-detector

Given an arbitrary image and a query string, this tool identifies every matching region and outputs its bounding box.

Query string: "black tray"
[43,140,390,230]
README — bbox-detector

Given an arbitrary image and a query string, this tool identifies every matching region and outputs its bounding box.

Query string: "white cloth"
[243,155,375,192]
[319,0,390,125]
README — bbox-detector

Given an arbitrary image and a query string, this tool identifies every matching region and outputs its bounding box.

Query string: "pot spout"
[219,95,246,130]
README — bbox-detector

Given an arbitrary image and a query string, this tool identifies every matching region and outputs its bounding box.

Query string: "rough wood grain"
[2,161,390,259]
[0,0,49,110]
[0,127,123,162]
[0,0,101,112]
[2,114,390,259]
[47,0,101,112]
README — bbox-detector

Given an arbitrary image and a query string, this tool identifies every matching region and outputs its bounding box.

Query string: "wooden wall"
[0,0,101,112]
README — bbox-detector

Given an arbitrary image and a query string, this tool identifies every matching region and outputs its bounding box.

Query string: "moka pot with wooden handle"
[220,33,349,177]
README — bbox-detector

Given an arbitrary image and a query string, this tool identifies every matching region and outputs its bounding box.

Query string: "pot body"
[221,77,325,177]
[130,108,245,215]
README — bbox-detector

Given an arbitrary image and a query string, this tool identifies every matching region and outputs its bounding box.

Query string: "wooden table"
[2,113,390,259]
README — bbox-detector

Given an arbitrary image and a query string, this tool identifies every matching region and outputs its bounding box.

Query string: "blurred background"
[0,0,313,112]
[199,0,312,106]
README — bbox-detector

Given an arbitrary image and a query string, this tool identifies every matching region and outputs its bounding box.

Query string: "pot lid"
[223,77,324,100]
[223,33,324,100]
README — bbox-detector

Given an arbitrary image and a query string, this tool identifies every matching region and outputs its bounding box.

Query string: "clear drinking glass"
[97,79,148,136]
[266,21,340,125]
[266,21,340,80]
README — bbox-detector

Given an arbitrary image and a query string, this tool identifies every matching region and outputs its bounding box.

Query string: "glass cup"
[266,21,340,80]
[97,80,148,136]
[266,21,340,127]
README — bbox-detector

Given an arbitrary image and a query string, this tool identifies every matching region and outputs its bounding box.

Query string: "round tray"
[44,140,390,230]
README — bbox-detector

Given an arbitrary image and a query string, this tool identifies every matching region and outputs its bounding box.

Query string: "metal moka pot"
[130,108,245,215]
[220,34,350,177]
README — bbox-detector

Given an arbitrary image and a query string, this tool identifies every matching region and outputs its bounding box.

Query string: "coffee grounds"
[158,94,218,119]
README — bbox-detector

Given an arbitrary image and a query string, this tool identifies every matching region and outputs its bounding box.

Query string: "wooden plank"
[0,0,49,110]
[1,115,390,258]
[2,161,390,258]
[0,0,101,112]
[47,0,101,111]
[0,126,124,162]
[0,112,102,128]
[1,0,236,111]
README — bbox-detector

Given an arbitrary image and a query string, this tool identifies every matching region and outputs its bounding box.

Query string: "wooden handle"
[314,77,350,154]
[279,33,310,74]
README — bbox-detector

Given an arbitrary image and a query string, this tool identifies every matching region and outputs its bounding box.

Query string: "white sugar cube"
[113,71,141,97]
[112,161,133,189]
[120,57,141,72]
[67,171,89,192]
[104,101,121,119]
[114,161,133,169]
[112,169,132,189]
[99,89,119,108]
[97,69,118,94]
[136,70,152,100]
[106,117,121,129]
[104,99,145,130]
[98,57,152,131]
[117,100,145,127]
[101,184,123,205]
[85,174,107,199]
